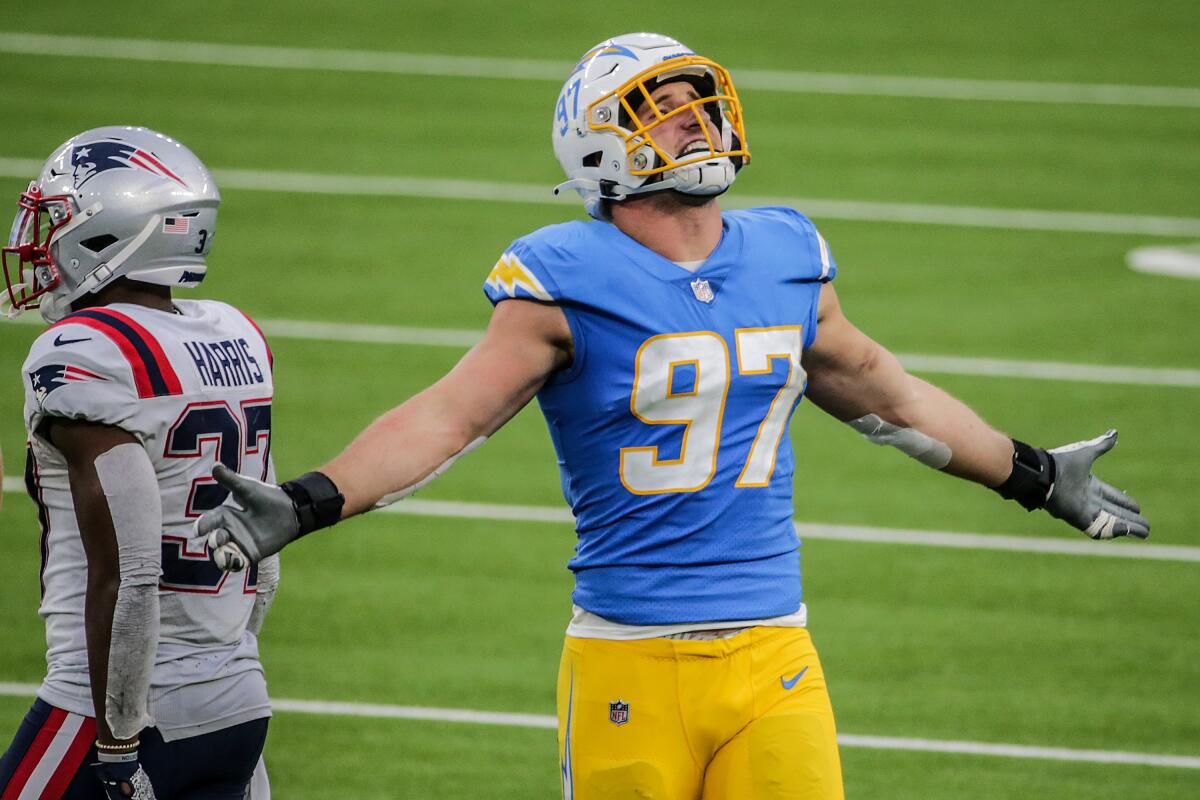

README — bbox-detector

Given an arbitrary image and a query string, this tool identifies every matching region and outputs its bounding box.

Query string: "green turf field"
[1,2,1198,797]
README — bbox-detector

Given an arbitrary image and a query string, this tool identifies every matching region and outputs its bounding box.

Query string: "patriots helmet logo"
[70,140,189,190]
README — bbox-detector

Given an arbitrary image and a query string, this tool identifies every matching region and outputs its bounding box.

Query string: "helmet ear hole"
[582,151,603,168]
[80,234,119,253]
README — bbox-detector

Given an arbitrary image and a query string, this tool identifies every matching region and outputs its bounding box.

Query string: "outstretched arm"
[198,299,573,567]
[322,298,573,515]
[802,283,1149,539]
[802,283,1013,485]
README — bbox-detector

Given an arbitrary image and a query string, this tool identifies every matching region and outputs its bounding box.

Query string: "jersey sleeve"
[756,207,838,283]
[22,323,156,444]
[481,236,565,307]
[809,222,837,283]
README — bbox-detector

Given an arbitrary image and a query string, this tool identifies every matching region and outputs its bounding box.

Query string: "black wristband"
[992,439,1056,511]
[280,471,345,536]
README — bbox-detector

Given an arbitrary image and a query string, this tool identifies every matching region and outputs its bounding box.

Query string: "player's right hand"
[195,464,301,572]
[93,752,157,799]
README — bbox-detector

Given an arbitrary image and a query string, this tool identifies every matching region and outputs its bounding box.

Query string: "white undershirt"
[566,604,808,640]
[674,259,706,272]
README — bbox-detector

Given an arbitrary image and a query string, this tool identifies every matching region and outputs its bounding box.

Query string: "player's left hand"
[195,464,301,572]
[1045,430,1150,540]
[93,752,157,799]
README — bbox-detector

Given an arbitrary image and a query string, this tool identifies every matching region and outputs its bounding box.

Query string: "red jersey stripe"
[90,308,184,395]
[51,316,156,398]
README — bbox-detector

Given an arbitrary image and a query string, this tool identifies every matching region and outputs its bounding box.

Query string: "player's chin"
[669,189,723,206]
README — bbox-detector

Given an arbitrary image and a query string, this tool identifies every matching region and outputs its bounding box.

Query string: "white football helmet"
[552,33,750,219]
[2,126,219,323]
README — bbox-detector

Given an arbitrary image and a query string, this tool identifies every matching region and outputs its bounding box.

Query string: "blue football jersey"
[482,207,836,625]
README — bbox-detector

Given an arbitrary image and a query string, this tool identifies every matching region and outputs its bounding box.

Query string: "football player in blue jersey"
[198,33,1149,799]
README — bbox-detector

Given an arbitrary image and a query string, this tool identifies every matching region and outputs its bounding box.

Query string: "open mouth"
[678,140,714,158]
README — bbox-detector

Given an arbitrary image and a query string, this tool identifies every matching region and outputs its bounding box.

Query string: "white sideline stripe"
[1,32,1199,110]
[830,733,1200,769]
[385,499,1199,563]
[3,158,1198,238]
[891,353,1200,389]
[9,311,1199,389]
[2,478,1193,562]
[792,522,1198,562]
[0,683,1194,769]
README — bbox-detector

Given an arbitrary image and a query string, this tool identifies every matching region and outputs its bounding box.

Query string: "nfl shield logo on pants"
[608,700,630,726]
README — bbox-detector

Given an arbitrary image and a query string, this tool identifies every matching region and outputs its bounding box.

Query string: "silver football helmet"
[2,125,219,322]
[552,33,750,219]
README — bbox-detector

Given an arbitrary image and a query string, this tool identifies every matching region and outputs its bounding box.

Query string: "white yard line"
[1,478,1195,562]
[11,310,1198,389]
[0,682,1194,768]
[385,499,1199,563]
[3,158,1198,238]
[1,32,1199,109]
[890,353,1200,389]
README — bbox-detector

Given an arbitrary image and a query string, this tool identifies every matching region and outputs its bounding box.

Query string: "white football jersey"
[22,299,275,739]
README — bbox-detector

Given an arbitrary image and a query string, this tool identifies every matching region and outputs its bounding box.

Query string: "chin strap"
[554,177,669,200]
[554,159,734,204]
[552,178,601,196]
[0,284,28,319]
[36,207,157,323]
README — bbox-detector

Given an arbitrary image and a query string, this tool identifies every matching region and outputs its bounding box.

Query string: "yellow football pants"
[556,626,844,800]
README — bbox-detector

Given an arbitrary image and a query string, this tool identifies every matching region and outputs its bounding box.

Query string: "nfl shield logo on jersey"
[608,700,630,726]
[690,278,714,303]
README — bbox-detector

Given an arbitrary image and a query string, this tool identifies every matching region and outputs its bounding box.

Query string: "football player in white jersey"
[0,127,277,799]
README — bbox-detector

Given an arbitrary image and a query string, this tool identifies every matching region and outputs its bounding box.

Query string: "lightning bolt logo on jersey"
[482,207,836,625]
[485,253,553,301]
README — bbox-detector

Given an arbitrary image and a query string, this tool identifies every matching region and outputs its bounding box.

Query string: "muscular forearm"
[322,383,485,516]
[322,322,555,515]
[805,335,1011,487]
[873,373,1013,486]
[802,284,1148,540]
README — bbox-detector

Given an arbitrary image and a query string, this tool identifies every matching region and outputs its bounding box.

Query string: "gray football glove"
[1045,430,1149,540]
[195,464,344,571]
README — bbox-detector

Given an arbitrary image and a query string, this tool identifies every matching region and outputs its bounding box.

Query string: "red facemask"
[1,184,72,315]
